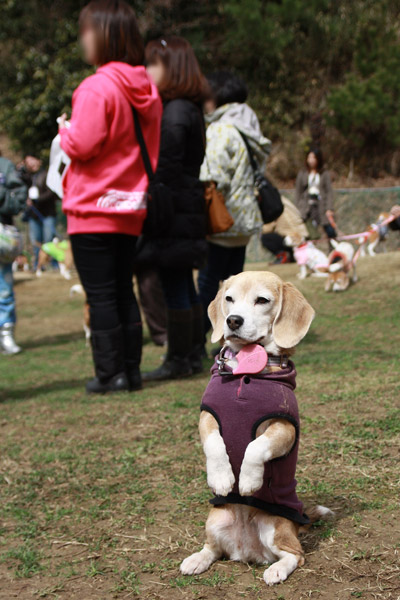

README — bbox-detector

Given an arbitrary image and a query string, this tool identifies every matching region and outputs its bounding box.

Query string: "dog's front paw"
[207,457,235,497]
[263,563,288,586]
[239,439,269,496]
[180,550,214,575]
[238,462,264,496]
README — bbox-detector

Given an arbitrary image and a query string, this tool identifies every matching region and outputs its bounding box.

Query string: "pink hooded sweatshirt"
[60,62,162,235]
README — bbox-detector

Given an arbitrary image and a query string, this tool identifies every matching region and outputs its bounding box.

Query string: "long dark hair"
[306,148,324,172]
[145,36,209,104]
[79,0,144,67]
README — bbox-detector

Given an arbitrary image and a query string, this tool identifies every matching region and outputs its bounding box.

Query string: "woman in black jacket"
[143,37,208,381]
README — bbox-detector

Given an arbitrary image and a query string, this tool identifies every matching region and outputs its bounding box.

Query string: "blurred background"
[1,0,400,186]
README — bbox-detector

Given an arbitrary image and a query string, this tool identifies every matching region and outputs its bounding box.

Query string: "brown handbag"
[204,181,234,234]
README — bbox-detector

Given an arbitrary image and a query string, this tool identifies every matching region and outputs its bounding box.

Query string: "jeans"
[29,216,57,268]
[198,242,246,334]
[70,233,141,332]
[0,263,16,326]
[159,267,200,310]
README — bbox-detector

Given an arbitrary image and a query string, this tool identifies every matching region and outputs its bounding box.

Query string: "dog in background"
[325,240,357,292]
[12,252,31,273]
[284,232,329,279]
[70,283,91,345]
[36,238,73,280]
[181,271,333,586]
[358,212,390,257]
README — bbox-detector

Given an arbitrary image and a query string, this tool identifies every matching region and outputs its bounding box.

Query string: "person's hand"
[390,205,400,218]
[58,113,68,129]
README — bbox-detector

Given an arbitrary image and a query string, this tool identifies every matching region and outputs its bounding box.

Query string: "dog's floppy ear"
[208,281,228,344]
[272,282,315,349]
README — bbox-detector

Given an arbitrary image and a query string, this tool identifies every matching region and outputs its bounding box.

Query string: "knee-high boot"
[142,308,193,381]
[122,322,143,391]
[86,325,129,394]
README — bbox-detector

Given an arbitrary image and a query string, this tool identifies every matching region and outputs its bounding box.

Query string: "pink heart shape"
[233,344,268,375]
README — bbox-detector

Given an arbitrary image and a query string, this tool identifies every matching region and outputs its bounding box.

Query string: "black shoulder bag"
[132,107,174,237]
[238,131,283,224]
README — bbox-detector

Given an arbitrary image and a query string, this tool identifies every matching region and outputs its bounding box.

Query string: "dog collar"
[217,344,288,376]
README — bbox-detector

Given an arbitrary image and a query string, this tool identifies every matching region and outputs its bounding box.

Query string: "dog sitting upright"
[284,233,329,279]
[181,271,332,586]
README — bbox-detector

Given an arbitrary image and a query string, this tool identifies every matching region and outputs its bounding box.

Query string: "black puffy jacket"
[151,98,207,269]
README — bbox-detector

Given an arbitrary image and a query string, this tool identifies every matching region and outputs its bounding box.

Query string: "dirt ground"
[0,253,399,599]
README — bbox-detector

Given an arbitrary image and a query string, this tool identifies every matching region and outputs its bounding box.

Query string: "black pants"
[198,242,246,335]
[159,267,200,310]
[261,232,294,260]
[70,233,141,331]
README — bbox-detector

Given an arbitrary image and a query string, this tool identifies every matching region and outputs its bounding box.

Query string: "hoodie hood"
[96,62,160,116]
[206,102,271,155]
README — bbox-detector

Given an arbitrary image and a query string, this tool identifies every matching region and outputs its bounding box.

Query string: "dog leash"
[335,214,396,242]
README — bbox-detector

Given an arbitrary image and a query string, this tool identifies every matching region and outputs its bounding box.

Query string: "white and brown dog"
[284,233,329,279]
[325,240,357,292]
[358,212,390,257]
[181,271,333,586]
[36,238,73,280]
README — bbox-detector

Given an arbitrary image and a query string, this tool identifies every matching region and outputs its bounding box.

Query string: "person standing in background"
[142,37,208,381]
[198,71,271,344]
[19,155,59,270]
[58,0,162,394]
[0,155,27,354]
[295,149,336,239]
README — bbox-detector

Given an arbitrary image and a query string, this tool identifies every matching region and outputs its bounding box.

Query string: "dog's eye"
[255,297,270,305]
[225,295,234,303]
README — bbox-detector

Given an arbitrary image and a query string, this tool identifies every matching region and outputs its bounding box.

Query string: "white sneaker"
[0,323,22,355]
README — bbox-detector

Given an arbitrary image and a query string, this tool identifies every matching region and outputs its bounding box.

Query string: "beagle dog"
[358,212,390,257]
[181,271,332,586]
[325,240,357,292]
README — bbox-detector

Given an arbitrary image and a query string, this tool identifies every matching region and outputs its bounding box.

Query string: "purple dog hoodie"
[201,358,309,524]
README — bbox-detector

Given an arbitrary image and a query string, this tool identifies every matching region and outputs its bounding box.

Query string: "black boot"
[142,308,193,381]
[122,322,143,391]
[86,326,129,394]
[189,303,204,374]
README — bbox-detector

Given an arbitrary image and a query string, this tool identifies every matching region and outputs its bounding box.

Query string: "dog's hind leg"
[180,507,228,575]
[259,516,304,586]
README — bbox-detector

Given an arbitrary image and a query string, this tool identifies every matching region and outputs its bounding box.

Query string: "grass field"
[1,253,400,600]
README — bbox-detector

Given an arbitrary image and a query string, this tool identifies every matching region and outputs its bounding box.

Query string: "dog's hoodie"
[201,360,309,524]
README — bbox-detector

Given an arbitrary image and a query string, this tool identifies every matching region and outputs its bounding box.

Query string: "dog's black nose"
[226,315,244,331]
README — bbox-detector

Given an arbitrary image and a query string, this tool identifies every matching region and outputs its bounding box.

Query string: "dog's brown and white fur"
[180,271,333,585]
[69,283,91,345]
[36,239,74,280]
[325,240,357,292]
[358,212,390,257]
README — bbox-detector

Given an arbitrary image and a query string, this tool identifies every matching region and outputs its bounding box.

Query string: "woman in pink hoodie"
[58,0,162,394]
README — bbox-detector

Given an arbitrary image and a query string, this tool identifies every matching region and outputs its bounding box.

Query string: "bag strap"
[131,106,154,182]
[237,130,259,175]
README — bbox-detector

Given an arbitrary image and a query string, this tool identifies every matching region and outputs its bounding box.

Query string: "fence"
[247,186,400,263]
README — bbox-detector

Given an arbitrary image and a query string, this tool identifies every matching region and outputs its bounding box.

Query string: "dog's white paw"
[263,562,289,586]
[239,438,269,496]
[207,458,235,496]
[238,463,264,496]
[180,551,213,575]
